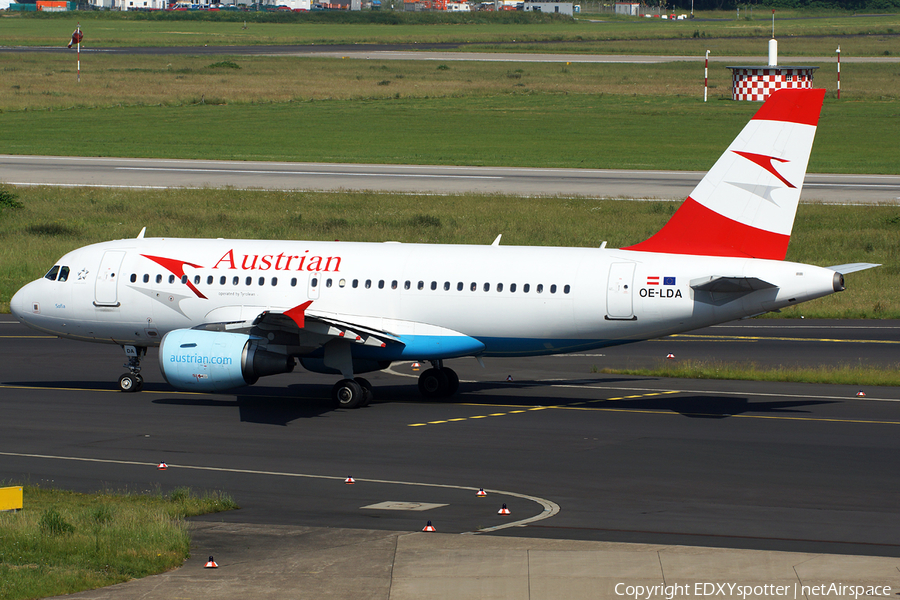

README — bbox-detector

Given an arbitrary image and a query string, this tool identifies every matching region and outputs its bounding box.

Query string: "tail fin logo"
[732,151,796,189]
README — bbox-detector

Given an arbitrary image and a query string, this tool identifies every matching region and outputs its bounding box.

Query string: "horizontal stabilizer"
[827,263,881,275]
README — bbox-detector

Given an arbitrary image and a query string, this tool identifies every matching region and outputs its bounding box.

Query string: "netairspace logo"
[614,583,892,600]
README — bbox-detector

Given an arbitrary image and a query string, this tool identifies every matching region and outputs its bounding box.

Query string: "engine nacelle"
[159,329,294,392]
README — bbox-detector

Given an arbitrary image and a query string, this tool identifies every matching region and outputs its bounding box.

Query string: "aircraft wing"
[191,301,483,360]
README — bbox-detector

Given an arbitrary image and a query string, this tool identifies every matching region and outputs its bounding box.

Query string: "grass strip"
[594,360,900,387]
[5,11,898,49]
[0,485,237,600]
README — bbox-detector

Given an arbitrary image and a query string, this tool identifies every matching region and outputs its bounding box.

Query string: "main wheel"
[332,379,365,409]
[133,374,144,392]
[354,377,374,407]
[418,368,449,399]
[118,373,140,393]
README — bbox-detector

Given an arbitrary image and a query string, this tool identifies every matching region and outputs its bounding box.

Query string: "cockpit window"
[44,266,60,281]
[58,266,70,282]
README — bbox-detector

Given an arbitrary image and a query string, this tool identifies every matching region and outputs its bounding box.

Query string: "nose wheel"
[118,372,144,393]
[119,345,147,393]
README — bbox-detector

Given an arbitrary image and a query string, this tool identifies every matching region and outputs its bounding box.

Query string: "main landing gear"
[417,361,459,399]
[118,345,146,393]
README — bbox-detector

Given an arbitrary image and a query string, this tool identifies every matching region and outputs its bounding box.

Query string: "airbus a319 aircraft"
[10,89,877,408]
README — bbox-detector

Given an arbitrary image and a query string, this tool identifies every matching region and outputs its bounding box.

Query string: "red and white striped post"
[836,45,841,99]
[76,24,81,83]
[704,50,709,102]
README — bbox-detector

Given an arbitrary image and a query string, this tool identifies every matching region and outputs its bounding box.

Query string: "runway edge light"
[498,504,511,515]
[204,556,218,568]
[345,476,355,484]
[157,462,168,470]
[857,390,866,396]
[476,488,487,497]
[423,520,436,532]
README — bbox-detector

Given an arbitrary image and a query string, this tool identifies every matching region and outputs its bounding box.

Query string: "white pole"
[836,46,841,99]
[704,49,709,102]
[76,23,81,83]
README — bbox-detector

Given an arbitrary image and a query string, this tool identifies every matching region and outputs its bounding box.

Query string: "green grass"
[1,186,897,317]
[594,360,900,387]
[0,485,237,600]
[0,92,898,173]
[3,11,898,50]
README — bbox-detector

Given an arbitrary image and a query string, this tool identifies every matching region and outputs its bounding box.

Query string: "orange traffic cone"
[856,390,866,397]
[157,462,168,470]
[345,476,355,484]
[204,556,218,568]
[411,362,421,371]
[422,520,436,532]
[476,488,487,497]
[498,503,511,515]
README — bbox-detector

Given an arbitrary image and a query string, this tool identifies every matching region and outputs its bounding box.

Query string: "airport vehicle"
[10,89,875,408]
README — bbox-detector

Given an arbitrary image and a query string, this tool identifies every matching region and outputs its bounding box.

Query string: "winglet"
[624,89,826,260]
[284,301,313,329]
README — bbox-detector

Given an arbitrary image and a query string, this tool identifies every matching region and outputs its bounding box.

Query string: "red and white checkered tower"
[727,13,818,102]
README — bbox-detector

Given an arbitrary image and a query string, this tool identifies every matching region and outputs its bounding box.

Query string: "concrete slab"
[50,523,900,600]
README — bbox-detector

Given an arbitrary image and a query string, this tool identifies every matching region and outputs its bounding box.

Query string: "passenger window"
[130,274,137,283]
[311,277,318,287]
[378,280,385,289]
[44,266,60,281]
[564,285,571,294]
[143,274,150,284]
[233,276,239,286]
[272,277,278,286]
[169,275,176,284]
[181,275,188,284]
[259,277,265,286]
[457,282,463,291]
[156,274,163,284]
[470,282,476,292]
[326,278,333,288]
[404,281,411,290]
[417,281,424,290]
[431,281,437,291]
[220,276,226,285]
[537,284,543,293]
[497,283,503,292]
[58,267,70,282]
[523,284,530,293]
[195,275,201,285]
[352,279,359,289]
[444,282,450,291]
[483,283,490,292]
[550,284,557,294]
[365,279,372,289]
[391,280,398,289]
[510,283,517,293]
[291,277,297,287]
[207,276,213,285]
[339,279,346,288]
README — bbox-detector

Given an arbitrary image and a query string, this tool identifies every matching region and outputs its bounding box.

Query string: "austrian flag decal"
[646,276,676,286]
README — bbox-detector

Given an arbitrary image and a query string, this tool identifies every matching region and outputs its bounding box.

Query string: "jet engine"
[159,329,294,392]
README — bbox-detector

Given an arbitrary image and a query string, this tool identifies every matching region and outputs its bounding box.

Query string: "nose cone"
[10,283,28,321]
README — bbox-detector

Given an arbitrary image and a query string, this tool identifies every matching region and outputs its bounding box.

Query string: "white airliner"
[10,89,877,408]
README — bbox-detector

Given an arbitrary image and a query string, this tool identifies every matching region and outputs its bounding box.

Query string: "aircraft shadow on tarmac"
[10,379,835,424]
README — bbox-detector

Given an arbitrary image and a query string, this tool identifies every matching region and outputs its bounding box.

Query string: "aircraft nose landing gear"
[119,345,146,393]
